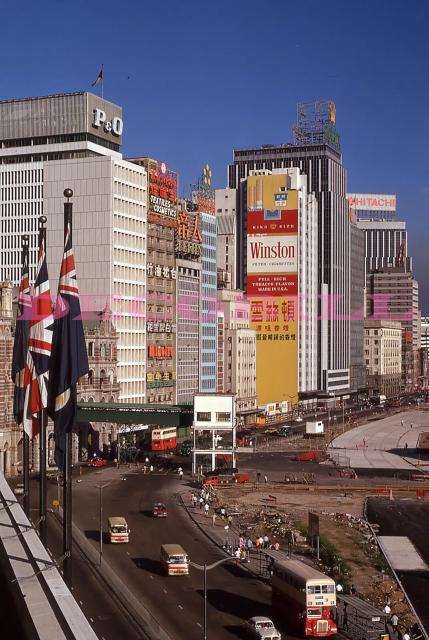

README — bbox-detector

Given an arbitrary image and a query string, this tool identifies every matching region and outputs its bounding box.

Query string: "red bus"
[271,558,337,637]
[151,427,177,452]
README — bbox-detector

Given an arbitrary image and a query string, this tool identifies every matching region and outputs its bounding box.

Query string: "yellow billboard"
[247,174,299,406]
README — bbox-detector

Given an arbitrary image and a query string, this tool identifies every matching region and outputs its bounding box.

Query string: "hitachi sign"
[93,108,123,136]
[249,240,295,259]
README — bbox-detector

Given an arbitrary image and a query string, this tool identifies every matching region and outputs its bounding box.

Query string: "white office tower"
[0,93,147,402]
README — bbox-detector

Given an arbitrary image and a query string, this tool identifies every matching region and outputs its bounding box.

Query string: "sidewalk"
[180,492,274,582]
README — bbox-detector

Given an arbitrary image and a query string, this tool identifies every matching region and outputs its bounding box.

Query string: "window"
[196,412,211,422]
[216,412,231,422]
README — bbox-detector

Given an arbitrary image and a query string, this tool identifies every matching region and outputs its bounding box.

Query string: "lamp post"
[189,556,236,640]
[95,482,111,566]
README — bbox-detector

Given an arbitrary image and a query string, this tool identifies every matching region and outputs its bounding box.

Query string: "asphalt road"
[60,466,324,640]
[366,497,429,634]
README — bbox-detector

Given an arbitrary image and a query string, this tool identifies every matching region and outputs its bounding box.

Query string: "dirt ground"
[214,483,417,629]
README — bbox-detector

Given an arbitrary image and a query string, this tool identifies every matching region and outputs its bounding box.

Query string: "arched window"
[88,370,94,384]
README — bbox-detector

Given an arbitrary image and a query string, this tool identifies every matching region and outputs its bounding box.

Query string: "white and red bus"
[151,426,177,452]
[271,558,337,637]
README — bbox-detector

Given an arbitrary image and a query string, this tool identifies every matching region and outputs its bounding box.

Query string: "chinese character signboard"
[148,161,178,227]
[146,371,176,388]
[175,210,203,259]
[247,174,299,405]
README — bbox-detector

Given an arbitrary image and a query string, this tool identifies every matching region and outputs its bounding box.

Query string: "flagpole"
[21,235,30,518]
[101,64,104,99]
[63,188,74,587]
[38,216,48,547]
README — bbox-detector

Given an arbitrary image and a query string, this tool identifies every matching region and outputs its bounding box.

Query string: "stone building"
[364,319,402,398]
[0,281,19,476]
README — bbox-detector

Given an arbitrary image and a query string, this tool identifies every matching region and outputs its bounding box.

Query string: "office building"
[227,166,318,405]
[191,393,236,474]
[364,320,402,398]
[215,188,237,288]
[349,222,366,392]
[175,199,202,404]
[368,266,420,392]
[421,316,429,356]
[228,100,350,393]
[0,92,147,402]
[128,158,177,403]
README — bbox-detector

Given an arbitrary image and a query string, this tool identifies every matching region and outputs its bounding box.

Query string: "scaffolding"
[293,100,341,151]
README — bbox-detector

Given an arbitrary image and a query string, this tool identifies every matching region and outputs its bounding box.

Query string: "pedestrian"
[402,631,410,640]
[264,474,268,483]
[228,514,233,527]
[239,536,244,548]
[391,613,399,630]
[255,537,260,549]
[114,457,118,468]
[199,497,204,509]
[179,469,183,480]
[212,513,217,527]
[247,537,253,551]
[263,534,269,549]
[220,506,226,519]
[256,472,261,483]
[274,541,280,551]
[235,547,241,562]
[204,503,209,517]
[192,494,198,508]
[401,419,404,427]
[149,464,154,474]
[145,456,149,465]
[410,423,413,429]
[383,604,391,616]
[259,536,264,549]
[405,442,408,449]
[343,603,348,631]
[350,583,356,595]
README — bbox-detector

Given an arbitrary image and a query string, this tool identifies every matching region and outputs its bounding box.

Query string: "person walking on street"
[212,513,217,527]
[402,631,410,640]
[391,613,399,631]
[149,464,154,474]
[220,506,226,519]
[264,474,268,484]
[199,496,204,509]
[228,514,233,527]
[256,472,261,483]
[247,537,253,551]
[204,503,209,517]
[263,535,269,549]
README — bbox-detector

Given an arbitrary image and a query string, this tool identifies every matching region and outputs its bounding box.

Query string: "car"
[278,427,291,437]
[14,484,25,496]
[179,441,192,456]
[295,415,303,422]
[86,457,108,468]
[244,616,281,640]
[264,427,278,435]
[152,502,168,517]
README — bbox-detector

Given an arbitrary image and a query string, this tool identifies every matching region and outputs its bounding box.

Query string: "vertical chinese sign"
[247,174,299,405]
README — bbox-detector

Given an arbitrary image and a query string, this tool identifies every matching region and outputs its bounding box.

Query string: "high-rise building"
[228,101,350,393]
[349,221,366,392]
[421,316,429,357]
[368,266,420,392]
[224,167,318,406]
[0,92,148,402]
[175,199,202,404]
[200,211,217,393]
[128,158,177,404]
[215,188,237,289]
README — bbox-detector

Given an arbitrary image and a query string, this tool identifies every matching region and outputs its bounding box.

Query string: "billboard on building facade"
[148,161,178,226]
[247,174,299,406]
[346,193,396,212]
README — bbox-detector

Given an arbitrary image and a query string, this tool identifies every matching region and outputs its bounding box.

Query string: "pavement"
[328,408,429,471]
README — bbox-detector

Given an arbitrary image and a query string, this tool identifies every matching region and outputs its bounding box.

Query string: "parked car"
[153,502,168,518]
[264,427,278,435]
[86,457,108,468]
[244,616,281,640]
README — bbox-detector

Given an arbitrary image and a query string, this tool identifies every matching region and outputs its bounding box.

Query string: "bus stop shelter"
[337,594,387,640]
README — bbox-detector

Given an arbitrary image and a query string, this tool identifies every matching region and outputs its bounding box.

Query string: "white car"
[244,616,281,640]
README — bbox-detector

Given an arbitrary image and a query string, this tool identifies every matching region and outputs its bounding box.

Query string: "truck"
[305,421,324,436]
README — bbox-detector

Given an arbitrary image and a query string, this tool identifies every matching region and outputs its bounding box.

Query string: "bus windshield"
[307,584,335,594]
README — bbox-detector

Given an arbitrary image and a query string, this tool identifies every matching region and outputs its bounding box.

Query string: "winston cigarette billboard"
[247,174,298,406]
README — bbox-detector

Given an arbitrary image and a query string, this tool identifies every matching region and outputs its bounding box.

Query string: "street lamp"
[189,556,237,640]
[95,482,111,567]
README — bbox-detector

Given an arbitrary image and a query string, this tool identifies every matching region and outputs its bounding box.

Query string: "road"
[59,466,329,640]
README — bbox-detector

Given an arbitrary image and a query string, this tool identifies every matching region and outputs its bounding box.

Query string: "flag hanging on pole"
[48,217,89,469]
[23,221,54,439]
[91,66,103,87]
[12,238,31,426]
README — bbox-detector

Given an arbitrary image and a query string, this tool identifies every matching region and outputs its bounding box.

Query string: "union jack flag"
[48,219,88,469]
[12,240,31,426]
[22,228,54,438]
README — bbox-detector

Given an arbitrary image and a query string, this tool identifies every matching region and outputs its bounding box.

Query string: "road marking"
[90,618,94,623]
[150,575,154,579]
[196,622,202,628]
[126,551,130,555]
[178,604,183,610]
[163,588,168,594]
[79,600,83,605]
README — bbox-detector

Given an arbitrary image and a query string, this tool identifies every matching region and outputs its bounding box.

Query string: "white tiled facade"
[45,157,147,402]
[364,320,402,376]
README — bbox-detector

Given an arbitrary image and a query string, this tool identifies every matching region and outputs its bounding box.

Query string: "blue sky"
[2,0,429,309]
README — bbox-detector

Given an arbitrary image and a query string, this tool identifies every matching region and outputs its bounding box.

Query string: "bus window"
[307,608,322,618]
[322,584,335,593]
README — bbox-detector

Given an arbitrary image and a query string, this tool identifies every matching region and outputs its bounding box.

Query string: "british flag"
[12,240,31,426]
[22,228,54,439]
[48,219,88,468]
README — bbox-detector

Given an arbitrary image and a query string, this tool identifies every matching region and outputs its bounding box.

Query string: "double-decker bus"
[151,426,177,452]
[271,558,337,637]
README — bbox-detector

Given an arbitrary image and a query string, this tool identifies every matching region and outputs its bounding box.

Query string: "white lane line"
[79,600,83,605]
[163,588,168,594]
[150,575,154,579]
[90,618,94,623]
[126,551,130,555]
[196,622,202,628]
[178,604,183,610]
